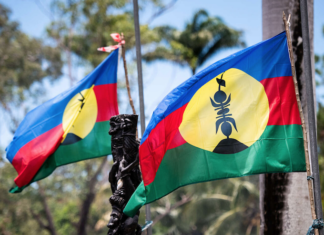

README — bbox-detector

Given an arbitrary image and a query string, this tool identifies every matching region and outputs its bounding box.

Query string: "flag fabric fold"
[124,32,306,217]
[6,49,119,193]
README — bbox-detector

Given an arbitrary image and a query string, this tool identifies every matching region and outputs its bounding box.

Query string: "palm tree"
[143,9,245,75]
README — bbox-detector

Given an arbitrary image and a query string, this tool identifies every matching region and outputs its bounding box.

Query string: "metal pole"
[132,0,152,234]
[300,0,324,233]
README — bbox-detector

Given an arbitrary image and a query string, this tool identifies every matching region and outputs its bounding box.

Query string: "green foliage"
[47,0,163,67]
[315,54,324,82]
[150,177,259,235]
[317,104,324,207]
[143,9,245,74]
[316,26,324,206]
[0,154,114,235]
[0,3,62,131]
[0,158,44,235]
[0,4,62,105]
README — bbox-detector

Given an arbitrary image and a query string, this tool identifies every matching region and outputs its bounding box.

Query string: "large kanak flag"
[124,32,306,216]
[6,49,119,193]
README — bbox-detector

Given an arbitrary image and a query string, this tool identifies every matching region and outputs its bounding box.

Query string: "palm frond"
[191,9,209,33]
[205,207,243,235]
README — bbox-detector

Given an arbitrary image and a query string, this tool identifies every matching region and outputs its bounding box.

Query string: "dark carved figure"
[210,73,248,154]
[107,114,142,235]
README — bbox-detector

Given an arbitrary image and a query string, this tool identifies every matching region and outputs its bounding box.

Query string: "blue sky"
[0,0,324,146]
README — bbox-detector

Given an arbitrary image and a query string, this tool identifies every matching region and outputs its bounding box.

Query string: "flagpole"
[132,0,152,234]
[299,0,324,234]
[283,12,319,235]
[120,33,137,115]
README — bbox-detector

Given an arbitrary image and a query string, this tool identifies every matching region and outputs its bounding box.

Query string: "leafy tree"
[0,152,113,235]
[0,1,168,235]
[0,3,62,130]
[143,9,245,74]
[317,104,324,210]
[46,0,164,68]
[316,25,324,208]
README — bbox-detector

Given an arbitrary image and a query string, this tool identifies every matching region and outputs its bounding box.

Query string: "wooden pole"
[283,12,319,235]
[120,33,136,115]
[132,0,152,234]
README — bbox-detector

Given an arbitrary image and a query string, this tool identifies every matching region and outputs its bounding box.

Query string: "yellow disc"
[179,68,269,153]
[62,87,98,144]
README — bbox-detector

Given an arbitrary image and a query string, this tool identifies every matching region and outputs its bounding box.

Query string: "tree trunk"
[77,158,107,235]
[192,67,196,75]
[35,184,58,235]
[260,0,314,234]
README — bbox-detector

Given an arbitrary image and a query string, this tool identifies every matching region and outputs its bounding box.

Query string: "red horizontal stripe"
[140,104,187,186]
[261,76,301,125]
[94,83,119,122]
[12,125,64,187]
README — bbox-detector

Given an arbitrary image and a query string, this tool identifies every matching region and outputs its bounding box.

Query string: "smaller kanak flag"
[124,32,306,216]
[6,49,119,193]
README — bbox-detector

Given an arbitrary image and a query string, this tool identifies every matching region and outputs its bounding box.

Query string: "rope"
[307,175,314,180]
[141,221,153,231]
[306,219,324,235]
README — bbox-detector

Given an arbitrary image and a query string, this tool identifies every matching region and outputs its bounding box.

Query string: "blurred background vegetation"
[0,0,323,234]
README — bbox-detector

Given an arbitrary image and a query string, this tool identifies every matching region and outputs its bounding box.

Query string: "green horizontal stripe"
[144,124,306,204]
[10,121,111,193]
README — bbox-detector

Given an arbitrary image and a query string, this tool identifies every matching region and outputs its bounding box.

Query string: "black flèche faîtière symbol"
[210,72,248,154]
[210,73,237,138]
[78,92,86,110]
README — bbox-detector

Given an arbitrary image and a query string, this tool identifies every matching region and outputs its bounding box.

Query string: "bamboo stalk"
[120,33,136,115]
[283,12,318,234]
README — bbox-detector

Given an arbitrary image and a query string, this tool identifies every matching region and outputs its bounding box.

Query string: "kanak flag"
[124,32,306,216]
[6,49,119,193]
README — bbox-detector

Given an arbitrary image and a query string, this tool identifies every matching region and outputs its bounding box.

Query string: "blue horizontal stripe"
[142,32,291,144]
[6,49,118,162]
